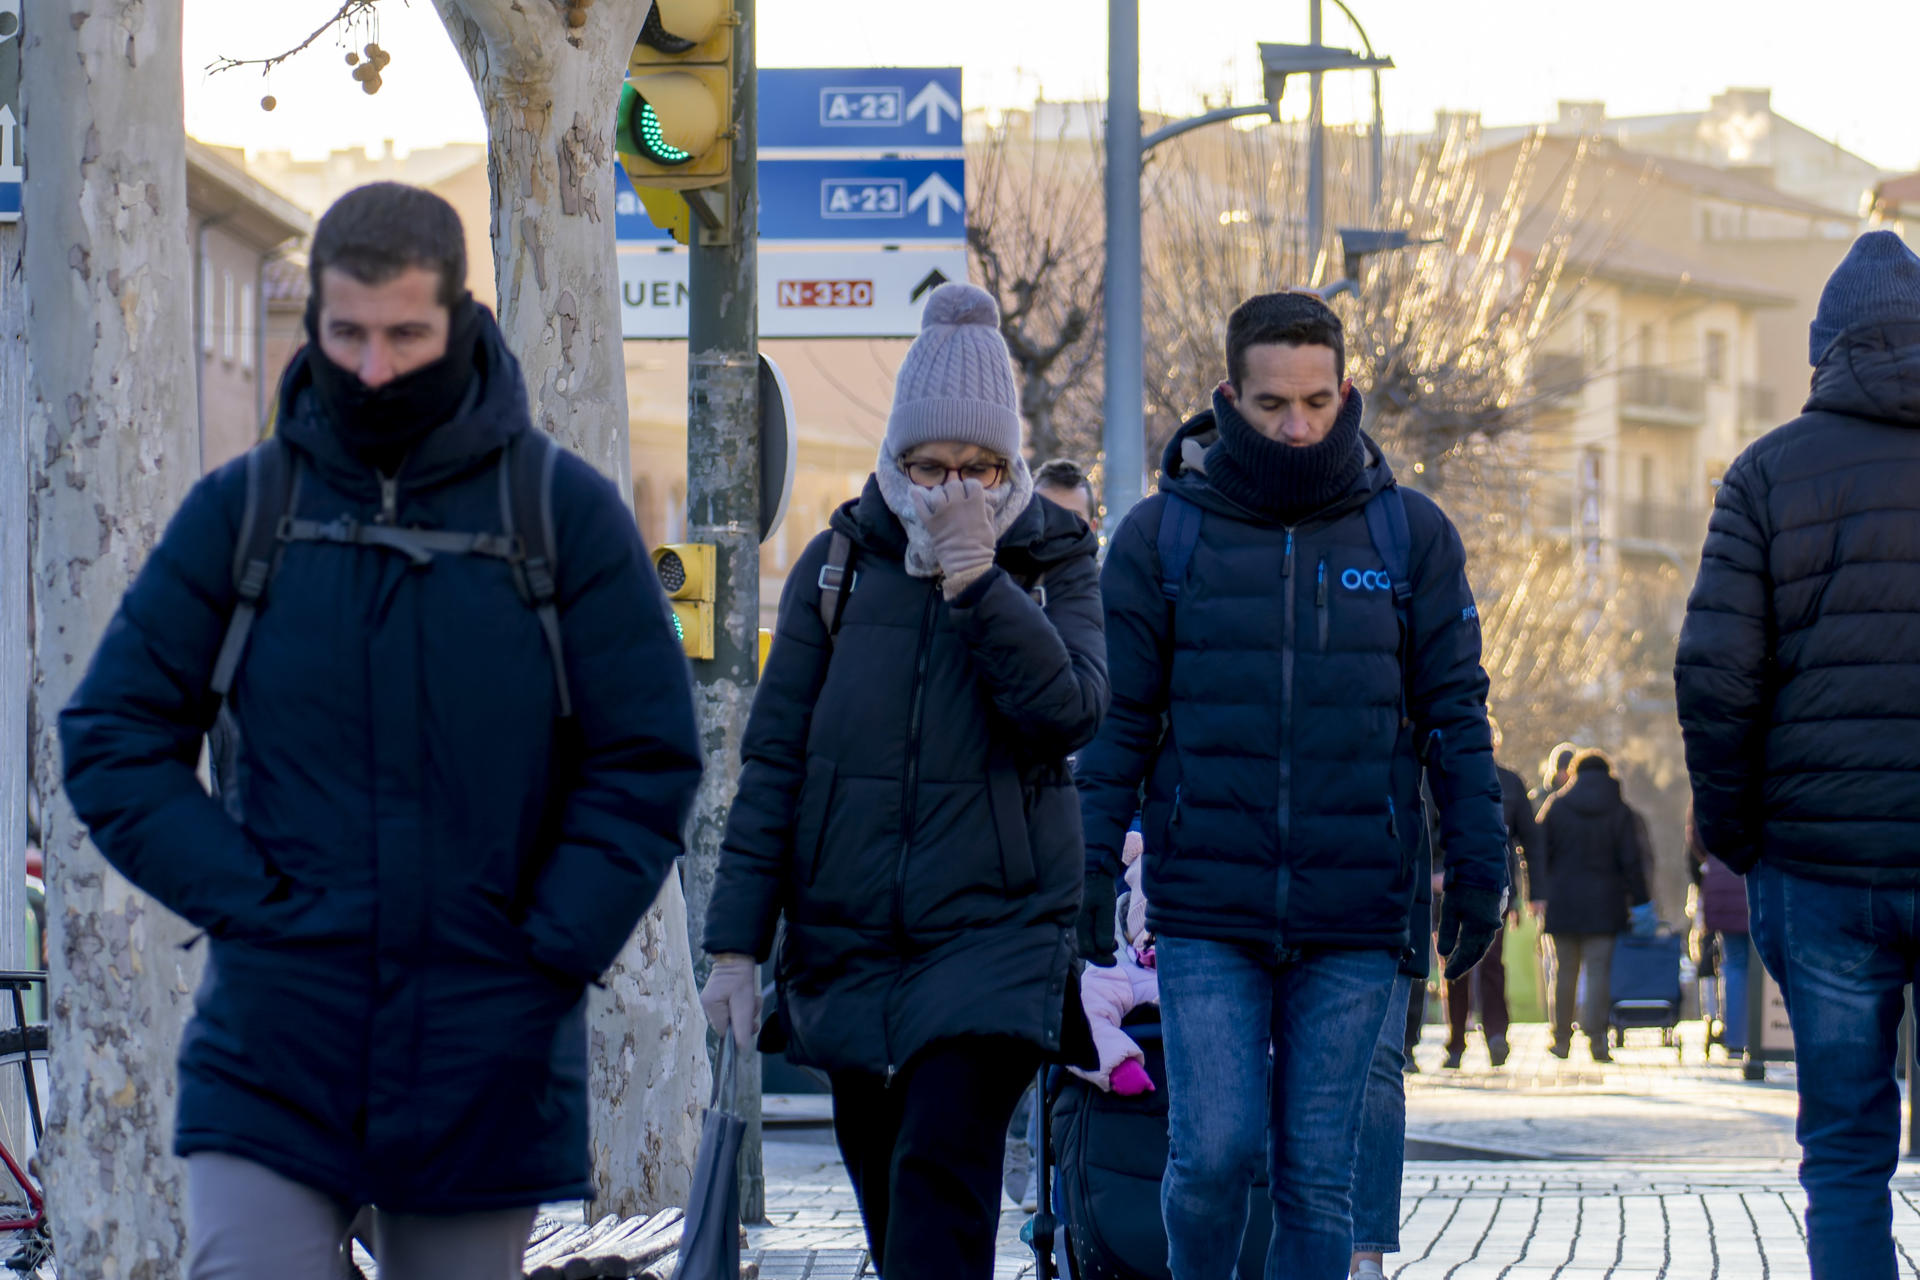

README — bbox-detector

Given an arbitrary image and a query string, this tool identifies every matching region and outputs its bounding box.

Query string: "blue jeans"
[1718,930,1750,1053]
[1349,973,1413,1254]
[1158,937,1398,1280]
[1749,862,1920,1280]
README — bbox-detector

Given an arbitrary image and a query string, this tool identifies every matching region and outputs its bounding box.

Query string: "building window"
[221,271,235,363]
[1637,322,1656,368]
[1640,455,1655,501]
[1705,330,1728,383]
[239,284,255,372]
[201,258,216,355]
[1582,312,1609,372]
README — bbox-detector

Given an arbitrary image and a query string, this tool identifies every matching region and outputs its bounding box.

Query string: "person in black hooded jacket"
[1534,750,1653,1062]
[699,284,1108,1280]
[1075,291,1507,1280]
[59,184,703,1278]
[1676,230,1920,1280]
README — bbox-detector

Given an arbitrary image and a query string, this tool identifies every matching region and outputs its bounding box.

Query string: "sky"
[183,0,1920,173]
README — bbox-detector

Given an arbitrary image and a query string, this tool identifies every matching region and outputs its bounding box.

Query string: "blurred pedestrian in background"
[1534,749,1656,1062]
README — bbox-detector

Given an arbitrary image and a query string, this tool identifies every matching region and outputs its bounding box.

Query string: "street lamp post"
[1100,7,1393,533]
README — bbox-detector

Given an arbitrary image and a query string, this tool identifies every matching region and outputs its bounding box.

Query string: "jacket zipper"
[886,584,941,1084]
[1315,557,1329,650]
[377,472,399,525]
[1274,528,1296,954]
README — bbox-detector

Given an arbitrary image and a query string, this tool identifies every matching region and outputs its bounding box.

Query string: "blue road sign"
[758,158,964,243]
[759,67,962,152]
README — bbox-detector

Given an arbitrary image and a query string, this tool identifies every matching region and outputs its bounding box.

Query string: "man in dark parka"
[1677,230,1920,1279]
[1076,292,1508,1280]
[60,184,703,1279]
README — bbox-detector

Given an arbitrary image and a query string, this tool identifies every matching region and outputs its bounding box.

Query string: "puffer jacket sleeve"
[1674,457,1771,873]
[1404,497,1506,895]
[1075,506,1171,877]
[520,455,704,983]
[703,532,837,962]
[1065,959,1146,1090]
[60,465,315,938]
[947,549,1109,758]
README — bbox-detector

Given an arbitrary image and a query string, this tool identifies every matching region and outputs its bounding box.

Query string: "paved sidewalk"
[756,1138,1920,1279]
[1403,1021,1801,1161]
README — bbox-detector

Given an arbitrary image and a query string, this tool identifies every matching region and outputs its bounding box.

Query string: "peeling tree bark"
[430,0,709,1217]
[21,4,203,1275]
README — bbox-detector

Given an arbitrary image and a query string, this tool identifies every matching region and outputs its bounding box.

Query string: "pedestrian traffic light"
[652,543,716,660]
[617,0,735,193]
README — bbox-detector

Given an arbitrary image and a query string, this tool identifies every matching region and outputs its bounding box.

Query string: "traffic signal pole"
[683,0,764,1224]
[1101,0,1145,531]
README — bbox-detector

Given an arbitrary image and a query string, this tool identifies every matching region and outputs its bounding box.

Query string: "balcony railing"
[1619,501,1709,550]
[1618,366,1707,421]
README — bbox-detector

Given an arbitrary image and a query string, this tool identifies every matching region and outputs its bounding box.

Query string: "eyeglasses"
[901,459,1008,488]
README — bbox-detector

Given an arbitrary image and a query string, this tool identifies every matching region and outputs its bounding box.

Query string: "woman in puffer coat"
[698,284,1109,1280]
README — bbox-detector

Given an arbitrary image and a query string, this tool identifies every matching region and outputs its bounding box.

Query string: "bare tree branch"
[206,1,378,77]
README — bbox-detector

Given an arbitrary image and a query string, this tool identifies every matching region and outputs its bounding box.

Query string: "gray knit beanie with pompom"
[883,282,1023,461]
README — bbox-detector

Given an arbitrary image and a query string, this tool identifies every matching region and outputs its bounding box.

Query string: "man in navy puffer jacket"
[1076,291,1507,1280]
[60,184,703,1279]
[1677,230,1920,1280]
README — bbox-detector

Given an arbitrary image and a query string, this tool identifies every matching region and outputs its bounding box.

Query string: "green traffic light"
[670,609,686,642]
[635,97,694,166]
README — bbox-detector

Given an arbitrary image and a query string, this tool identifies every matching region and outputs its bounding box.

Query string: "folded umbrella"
[672,1038,747,1280]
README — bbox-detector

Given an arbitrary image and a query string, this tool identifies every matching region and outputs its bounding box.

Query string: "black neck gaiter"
[304,292,484,475]
[1206,384,1367,523]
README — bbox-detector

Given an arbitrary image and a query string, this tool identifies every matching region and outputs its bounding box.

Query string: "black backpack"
[207,432,571,812]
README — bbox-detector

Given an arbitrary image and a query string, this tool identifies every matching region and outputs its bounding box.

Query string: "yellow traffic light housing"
[652,543,716,661]
[618,0,735,193]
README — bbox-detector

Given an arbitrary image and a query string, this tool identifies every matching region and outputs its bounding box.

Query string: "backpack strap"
[211,438,301,699]
[1364,485,1419,728]
[1156,494,1203,602]
[816,530,856,639]
[500,431,573,719]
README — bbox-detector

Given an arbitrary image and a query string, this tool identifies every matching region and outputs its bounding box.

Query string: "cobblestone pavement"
[750,1013,1920,1279]
[756,1139,1920,1279]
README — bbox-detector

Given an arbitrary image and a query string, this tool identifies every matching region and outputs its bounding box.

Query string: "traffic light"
[652,543,716,660]
[617,0,734,193]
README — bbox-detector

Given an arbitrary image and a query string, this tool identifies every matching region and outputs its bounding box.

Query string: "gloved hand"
[1076,871,1118,967]
[699,953,762,1053]
[910,477,998,597]
[1629,901,1659,938]
[1437,884,1504,981]
[1110,1059,1155,1096]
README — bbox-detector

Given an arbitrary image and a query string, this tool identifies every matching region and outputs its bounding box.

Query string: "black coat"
[1536,769,1651,936]
[59,321,703,1212]
[703,479,1108,1076]
[1677,319,1920,885]
[1075,411,1507,956]
[1499,765,1541,904]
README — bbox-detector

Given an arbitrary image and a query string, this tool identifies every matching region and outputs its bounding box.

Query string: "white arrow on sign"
[907,172,961,228]
[0,106,21,183]
[905,80,960,135]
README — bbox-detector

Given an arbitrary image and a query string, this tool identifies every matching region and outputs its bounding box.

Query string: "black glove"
[1437,884,1503,981]
[1075,872,1118,967]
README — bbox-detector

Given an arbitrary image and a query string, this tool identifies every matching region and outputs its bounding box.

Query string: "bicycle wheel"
[0,1024,50,1276]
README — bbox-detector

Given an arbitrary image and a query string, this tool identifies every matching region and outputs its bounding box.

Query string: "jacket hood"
[272,306,530,499]
[1804,320,1920,429]
[1560,768,1623,817]
[1156,400,1396,527]
[832,474,1100,572]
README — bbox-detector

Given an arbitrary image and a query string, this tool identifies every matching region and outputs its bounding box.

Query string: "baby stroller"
[1028,1007,1271,1280]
